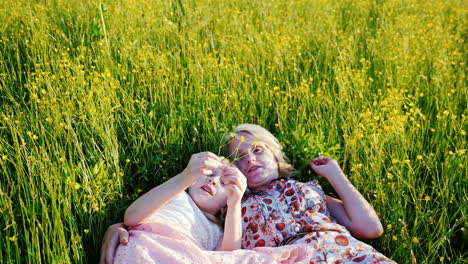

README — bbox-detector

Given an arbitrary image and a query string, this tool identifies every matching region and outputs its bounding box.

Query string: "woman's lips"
[247,166,261,174]
[201,185,213,195]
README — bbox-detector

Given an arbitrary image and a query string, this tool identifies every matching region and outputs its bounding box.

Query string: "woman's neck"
[250,177,282,192]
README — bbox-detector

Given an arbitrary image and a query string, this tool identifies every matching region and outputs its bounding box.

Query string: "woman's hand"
[310,156,345,179]
[99,223,129,264]
[222,166,247,206]
[310,156,383,239]
[180,152,223,187]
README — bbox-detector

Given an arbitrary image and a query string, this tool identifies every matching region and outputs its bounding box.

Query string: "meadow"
[0,0,466,263]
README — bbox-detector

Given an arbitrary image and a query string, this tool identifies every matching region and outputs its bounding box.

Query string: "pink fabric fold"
[114,222,324,264]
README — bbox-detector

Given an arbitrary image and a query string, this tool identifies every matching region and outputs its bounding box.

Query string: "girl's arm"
[124,173,188,226]
[310,156,383,239]
[124,152,222,227]
[216,167,247,251]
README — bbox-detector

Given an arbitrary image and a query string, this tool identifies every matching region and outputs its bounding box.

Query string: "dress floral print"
[241,178,395,263]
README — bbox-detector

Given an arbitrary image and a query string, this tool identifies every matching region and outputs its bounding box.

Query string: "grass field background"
[0,0,466,263]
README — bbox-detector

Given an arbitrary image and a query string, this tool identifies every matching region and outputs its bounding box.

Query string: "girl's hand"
[222,166,247,206]
[99,223,129,264]
[310,156,344,179]
[180,152,223,187]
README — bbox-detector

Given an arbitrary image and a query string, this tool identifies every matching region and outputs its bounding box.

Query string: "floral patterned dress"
[241,178,395,263]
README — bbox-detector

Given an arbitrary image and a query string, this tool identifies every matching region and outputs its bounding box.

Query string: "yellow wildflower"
[412,237,419,243]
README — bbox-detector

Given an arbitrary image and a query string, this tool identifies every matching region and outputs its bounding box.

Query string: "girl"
[111,152,247,263]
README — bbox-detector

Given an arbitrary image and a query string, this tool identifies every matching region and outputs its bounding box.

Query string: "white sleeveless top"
[145,191,223,250]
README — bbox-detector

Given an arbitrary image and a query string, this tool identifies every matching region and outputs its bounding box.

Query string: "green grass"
[0,0,466,263]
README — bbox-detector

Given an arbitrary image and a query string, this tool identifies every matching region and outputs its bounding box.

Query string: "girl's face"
[188,166,228,215]
[228,134,279,190]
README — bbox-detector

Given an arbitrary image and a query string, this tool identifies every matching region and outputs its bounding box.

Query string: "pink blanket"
[114,222,317,264]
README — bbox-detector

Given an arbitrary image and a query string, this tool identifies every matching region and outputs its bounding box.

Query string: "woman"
[101,124,394,263]
[226,124,392,262]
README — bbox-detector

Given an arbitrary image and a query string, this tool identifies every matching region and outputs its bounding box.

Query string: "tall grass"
[0,0,466,263]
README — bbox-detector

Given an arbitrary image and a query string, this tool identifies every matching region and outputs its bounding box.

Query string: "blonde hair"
[224,124,296,178]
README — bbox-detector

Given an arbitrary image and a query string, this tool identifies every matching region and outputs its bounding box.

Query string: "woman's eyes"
[234,148,262,161]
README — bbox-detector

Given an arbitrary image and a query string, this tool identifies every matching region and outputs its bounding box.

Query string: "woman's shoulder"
[277,177,320,187]
[282,178,324,197]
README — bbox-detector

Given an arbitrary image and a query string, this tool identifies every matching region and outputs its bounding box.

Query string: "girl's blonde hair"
[224,124,296,178]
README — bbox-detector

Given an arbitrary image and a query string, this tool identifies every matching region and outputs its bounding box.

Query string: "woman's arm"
[216,167,247,251]
[99,223,129,264]
[124,152,222,227]
[311,156,383,239]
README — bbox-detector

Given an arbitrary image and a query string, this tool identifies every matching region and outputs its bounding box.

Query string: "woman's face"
[188,167,227,215]
[228,134,279,190]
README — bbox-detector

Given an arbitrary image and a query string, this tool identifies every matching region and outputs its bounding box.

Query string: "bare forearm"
[219,202,242,251]
[327,172,383,236]
[124,173,189,226]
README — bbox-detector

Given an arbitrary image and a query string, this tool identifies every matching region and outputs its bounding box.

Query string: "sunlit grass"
[0,0,466,263]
